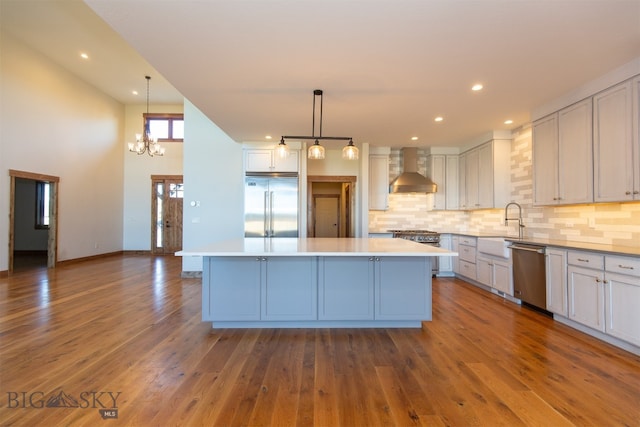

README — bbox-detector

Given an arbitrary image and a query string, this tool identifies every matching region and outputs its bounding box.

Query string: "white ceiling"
[3,0,640,148]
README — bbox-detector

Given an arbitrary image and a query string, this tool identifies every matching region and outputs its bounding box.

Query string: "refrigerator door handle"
[269,191,275,237]
[263,191,269,237]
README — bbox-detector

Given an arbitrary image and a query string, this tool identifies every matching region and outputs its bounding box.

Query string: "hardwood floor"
[0,254,638,426]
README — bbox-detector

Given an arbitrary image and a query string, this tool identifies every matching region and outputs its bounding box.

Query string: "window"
[35,181,50,229]
[144,113,184,142]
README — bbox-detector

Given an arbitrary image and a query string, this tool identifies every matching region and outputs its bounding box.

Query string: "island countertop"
[177,237,458,257]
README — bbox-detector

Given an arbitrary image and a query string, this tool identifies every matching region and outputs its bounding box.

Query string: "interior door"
[314,195,340,237]
[152,176,183,254]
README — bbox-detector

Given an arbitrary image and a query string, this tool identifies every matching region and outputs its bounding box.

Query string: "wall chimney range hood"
[389,147,437,194]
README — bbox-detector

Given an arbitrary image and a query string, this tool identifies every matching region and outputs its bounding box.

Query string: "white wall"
[0,33,125,269]
[181,100,245,272]
[123,103,183,250]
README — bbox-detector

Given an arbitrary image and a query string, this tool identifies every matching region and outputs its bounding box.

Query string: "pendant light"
[280,89,355,160]
[128,76,165,157]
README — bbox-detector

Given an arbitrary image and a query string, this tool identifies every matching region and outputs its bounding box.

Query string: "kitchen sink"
[477,237,510,258]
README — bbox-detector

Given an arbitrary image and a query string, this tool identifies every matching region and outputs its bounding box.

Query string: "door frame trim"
[150,175,183,254]
[307,175,356,238]
[8,169,60,273]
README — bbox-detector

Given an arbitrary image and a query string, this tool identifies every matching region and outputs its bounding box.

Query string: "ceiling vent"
[389,147,437,194]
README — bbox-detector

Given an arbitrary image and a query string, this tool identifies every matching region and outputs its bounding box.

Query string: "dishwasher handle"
[509,244,545,254]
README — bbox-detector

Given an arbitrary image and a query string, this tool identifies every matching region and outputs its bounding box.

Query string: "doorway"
[307,176,356,238]
[151,175,183,254]
[8,170,59,273]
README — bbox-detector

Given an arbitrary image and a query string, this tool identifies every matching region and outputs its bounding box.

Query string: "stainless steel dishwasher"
[510,243,548,312]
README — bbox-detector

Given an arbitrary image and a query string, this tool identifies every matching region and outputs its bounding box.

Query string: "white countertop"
[177,238,458,257]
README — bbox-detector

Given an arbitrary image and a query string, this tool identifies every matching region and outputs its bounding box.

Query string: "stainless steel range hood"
[389,147,437,193]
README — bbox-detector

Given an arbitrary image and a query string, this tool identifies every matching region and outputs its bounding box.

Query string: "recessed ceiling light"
[80,53,89,60]
[265,135,272,140]
[132,90,139,96]
[471,83,483,91]
[504,119,513,125]
[434,116,444,122]
[411,136,418,141]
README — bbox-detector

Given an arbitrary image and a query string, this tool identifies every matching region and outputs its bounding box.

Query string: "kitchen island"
[177,238,457,328]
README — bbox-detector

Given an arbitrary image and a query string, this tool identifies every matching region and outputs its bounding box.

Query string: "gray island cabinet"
[178,238,457,328]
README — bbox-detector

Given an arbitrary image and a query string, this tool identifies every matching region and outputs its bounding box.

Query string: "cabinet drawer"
[458,244,476,263]
[568,251,604,269]
[606,255,640,278]
[458,236,477,247]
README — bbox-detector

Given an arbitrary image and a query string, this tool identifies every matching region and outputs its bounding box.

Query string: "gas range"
[388,230,441,245]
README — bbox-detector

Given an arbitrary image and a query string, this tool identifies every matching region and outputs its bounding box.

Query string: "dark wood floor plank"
[1,254,639,426]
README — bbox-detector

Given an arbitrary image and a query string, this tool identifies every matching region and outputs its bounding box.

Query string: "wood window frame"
[144,113,184,142]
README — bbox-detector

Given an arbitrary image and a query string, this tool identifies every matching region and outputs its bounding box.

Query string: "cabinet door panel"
[594,81,634,202]
[568,266,604,332]
[533,114,559,205]
[558,99,593,204]
[262,257,317,320]
[375,257,431,320]
[493,261,512,295]
[319,257,374,320]
[546,250,568,316]
[477,144,494,208]
[206,257,261,321]
[605,273,640,346]
[476,257,492,287]
[369,155,390,210]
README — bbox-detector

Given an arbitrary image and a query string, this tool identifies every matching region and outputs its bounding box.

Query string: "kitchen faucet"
[504,202,525,239]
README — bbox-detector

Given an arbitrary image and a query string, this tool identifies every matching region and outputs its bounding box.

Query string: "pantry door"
[151,176,183,255]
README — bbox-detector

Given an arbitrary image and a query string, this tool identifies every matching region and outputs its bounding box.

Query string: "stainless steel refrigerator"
[244,173,299,237]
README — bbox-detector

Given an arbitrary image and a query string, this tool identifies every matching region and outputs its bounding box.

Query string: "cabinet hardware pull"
[577,258,589,263]
[618,265,634,270]
[634,191,639,195]
[595,278,601,283]
[369,257,374,261]
[625,191,632,195]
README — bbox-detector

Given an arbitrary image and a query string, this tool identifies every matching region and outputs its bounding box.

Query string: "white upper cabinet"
[445,155,459,210]
[533,98,593,205]
[245,149,299,173]
[426,155,446,210]
[460,139,511,210]
[594,80,636,202]
[532,114,559,205]
[369,154,390,210]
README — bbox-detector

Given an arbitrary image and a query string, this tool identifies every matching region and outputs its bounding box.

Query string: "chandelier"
[128,76,165,157]
[280,89,358,160]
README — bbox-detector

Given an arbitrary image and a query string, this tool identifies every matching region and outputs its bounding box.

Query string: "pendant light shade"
[342,139,358,160]
[276,137,290,158]
[308,139,325,159]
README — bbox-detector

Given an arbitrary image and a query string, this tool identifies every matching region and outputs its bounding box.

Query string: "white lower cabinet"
[568,264,605,332]
[604,255,640,347]
[477,256,512,295]
[457,236,477,280]
[545,249,568,316]
[451,235,460,274]
[438,234,453,276]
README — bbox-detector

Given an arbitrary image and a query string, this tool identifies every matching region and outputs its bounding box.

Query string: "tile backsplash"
[369,128,640,248]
